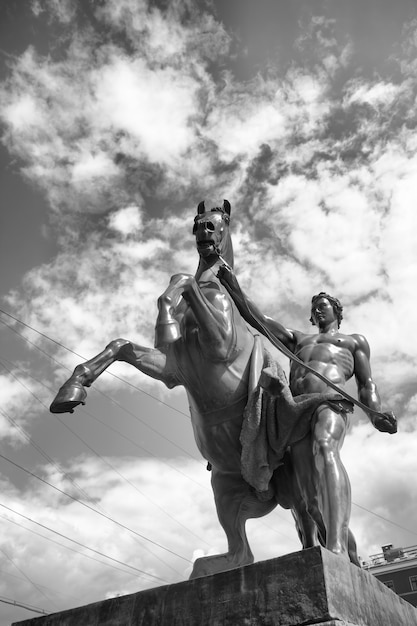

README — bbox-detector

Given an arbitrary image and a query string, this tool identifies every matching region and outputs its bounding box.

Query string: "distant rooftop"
[363,544,417,569]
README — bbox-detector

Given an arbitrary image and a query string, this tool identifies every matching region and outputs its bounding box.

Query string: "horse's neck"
[195,259,222,284]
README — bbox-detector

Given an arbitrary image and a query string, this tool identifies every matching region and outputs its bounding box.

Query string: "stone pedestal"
[12,546,417,626]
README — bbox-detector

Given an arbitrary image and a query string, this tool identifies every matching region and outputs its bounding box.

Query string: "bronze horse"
[50,201,358,577]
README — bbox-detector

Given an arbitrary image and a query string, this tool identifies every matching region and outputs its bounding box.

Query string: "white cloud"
[71,151,119,184]
[2,93,42,129]
[290,72,325,105]
[31,0,77,23]
[0,6,223,215]
[346,81,401,108]
[108,206,144,238]
[1,6,417,621]
[96,0,231,65]
[93,57,200,165]
[205,94,287,161]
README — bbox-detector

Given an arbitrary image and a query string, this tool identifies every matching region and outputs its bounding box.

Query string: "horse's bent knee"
[73,363,93,382]
[170,273,193,283]
[157,294,174,309]
[105,338,131,355]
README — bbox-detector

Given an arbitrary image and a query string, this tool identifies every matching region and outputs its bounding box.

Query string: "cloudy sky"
[1,0,417,622]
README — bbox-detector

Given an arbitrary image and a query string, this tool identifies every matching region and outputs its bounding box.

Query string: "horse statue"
[50,200,358,577]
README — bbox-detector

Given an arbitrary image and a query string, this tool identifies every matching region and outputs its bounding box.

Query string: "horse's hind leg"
[190,469,276,579]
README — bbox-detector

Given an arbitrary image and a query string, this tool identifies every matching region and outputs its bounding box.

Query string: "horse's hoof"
[50,380,87,414]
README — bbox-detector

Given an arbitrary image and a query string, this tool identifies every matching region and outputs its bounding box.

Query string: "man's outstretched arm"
[218,264,296,352]
[353,334,397,434]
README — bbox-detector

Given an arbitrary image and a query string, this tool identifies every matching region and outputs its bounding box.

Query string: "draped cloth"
[240,335,353,500]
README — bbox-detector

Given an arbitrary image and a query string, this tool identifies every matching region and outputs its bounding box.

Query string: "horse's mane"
[219,226,234,269]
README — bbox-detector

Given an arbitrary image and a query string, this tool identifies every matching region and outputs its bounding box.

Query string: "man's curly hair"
[309,292,343,328]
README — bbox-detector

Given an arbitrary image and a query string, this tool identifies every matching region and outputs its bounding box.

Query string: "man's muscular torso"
[289,331,362,396]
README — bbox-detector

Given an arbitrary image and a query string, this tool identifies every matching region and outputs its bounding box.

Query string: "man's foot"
[50,379,87,414]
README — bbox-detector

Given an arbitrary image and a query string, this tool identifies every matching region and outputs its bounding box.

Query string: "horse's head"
[193,200,234,268]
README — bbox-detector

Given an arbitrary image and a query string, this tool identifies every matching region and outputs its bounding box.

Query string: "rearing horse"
[50,200,355,577]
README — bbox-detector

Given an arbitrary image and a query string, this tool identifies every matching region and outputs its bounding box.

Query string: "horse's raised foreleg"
[155,273,193,348]
[190,469,276,579]
[155,272,235,360]
[50,339,172,414]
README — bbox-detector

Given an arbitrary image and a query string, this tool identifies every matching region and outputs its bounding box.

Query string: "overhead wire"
[0,373,101,509]
[50,413,210,548]
[0,314,202,460]
[93,388,199,459]
[0,596,47,616]
[0,359,207,580]
[0,545,56,611]
[0,451,192,567]
[0,364,211,549]
[0,513,163,584]
[1,356,209,492]
[352,502,417,538]
[0,321,211,567]
[0,407,186,578]
[0,500,171,583]
[82,405,209,489]
[0,313,210,600]
[0,317,216,574]
[0,309,191,420]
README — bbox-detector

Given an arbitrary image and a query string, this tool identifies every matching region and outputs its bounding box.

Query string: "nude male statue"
[218,267,397,561]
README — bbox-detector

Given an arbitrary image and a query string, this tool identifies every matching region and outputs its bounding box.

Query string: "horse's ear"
[223,199,231,216]
[197,201,205,214]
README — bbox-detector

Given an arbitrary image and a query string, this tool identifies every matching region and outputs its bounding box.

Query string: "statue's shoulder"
[293,330,315,346]
[350,333,370,356]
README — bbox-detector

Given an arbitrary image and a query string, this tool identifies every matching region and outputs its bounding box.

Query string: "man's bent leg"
[312,405,350,559]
